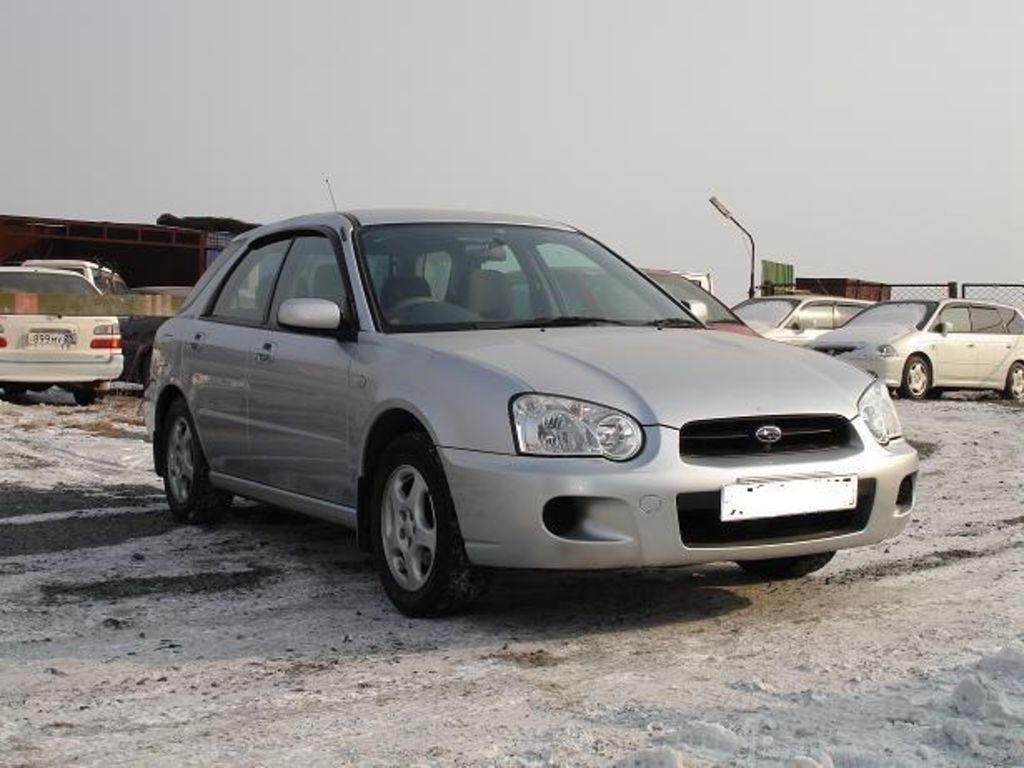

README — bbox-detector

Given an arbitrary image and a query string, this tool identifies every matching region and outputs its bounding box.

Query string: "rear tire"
[738,551,835,580]
[899,354,932,400]
[161,398,232,524]
[72,387,98,406]
[1005,361,1024,402]
[370,432,487,617]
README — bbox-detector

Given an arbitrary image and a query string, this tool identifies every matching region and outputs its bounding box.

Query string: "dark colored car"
[119,286,191,385]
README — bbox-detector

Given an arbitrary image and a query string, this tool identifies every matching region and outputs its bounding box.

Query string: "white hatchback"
[733,295,873,345]
[0,267,123,405]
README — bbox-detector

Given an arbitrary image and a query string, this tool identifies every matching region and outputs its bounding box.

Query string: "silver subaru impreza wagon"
[146,210,918,616]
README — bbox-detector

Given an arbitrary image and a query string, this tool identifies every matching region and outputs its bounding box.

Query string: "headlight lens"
[857,381,902,445]
[876,344,898,358]
[511,394,643,461]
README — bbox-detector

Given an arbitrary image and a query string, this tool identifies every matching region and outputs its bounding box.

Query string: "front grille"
[815,345,858,357]
[680,414,851,457]
[677,478,876,547]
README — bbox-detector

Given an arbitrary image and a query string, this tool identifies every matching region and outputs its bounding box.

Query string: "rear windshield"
[0,272,98,294]
[733,298,800,328]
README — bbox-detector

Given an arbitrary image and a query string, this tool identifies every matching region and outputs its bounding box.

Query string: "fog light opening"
[542,497,582,537]
[896,472,916,507]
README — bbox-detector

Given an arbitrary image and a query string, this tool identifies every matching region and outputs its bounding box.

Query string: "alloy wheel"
[166,416,195,504]
[380,464,437,591]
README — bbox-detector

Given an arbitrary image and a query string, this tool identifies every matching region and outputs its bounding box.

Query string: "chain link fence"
[961,283,1024,310]
[887,283,958,301]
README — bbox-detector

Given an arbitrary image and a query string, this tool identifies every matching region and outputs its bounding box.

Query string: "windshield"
[357,224,697,332]
[733,298,800,329]
[846,301,937,330]
[0,271,98,294]
[644,271,739,324]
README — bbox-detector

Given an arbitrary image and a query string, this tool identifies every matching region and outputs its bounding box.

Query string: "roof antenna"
[324,177,338,213]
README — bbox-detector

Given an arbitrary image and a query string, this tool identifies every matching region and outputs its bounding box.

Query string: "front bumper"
[836,355,904,389]
[442,419,918,569]
[0,355,124,384]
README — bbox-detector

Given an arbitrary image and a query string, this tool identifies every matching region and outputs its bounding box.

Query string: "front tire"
[899,354,932,400]
[738,551,835,580]
[161,398,232,524]
[370,432,487,617]
[1005,361,1024,402]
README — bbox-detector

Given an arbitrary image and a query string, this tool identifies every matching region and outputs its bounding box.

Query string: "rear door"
[969,305,1014,387]
[243,232,357,505]
[183,237,290,478]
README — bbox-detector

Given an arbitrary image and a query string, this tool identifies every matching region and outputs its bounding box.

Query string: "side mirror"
[277,298,341,332]
[936,322,951,336]
[686,300,709,324]
[789,319,803,332]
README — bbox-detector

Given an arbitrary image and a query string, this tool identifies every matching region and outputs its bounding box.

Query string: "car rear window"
[0,272,98,294]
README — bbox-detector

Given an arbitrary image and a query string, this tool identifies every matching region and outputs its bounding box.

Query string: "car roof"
[742,294,872,304]
[22,258,104,270]
[240,209,577,241]
[935,298,1019,312]
[0,265,94,278]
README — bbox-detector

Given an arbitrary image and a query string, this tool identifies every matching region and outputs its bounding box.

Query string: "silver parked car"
[147,211,918,616]
[734,295,873,345]
[811,299,1024,401]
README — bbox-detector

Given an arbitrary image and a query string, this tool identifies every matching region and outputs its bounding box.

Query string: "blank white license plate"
[721,475,858,522]
[28,331,76,347]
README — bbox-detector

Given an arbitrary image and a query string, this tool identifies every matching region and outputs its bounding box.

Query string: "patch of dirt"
[39,567,278,604]
[483,647,563,667]
[79,420,141,439]
[831,541,1024,583]
[907,439,939,460]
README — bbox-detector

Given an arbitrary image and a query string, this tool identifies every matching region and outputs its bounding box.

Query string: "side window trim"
[203,234,294,327]
[264,225,360,336]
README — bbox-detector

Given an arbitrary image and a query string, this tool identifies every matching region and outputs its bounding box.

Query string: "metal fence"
[961,283,1024,310]
[887,283,958,301]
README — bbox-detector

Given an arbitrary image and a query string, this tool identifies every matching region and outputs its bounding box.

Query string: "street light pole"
[709,196,757,299]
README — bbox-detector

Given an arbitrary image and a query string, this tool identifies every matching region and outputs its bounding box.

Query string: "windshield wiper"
[639,317,701,329]
[498,316,636,329]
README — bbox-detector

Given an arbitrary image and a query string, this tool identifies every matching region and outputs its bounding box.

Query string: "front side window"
[970,306,1007,334]
[935,305,970,334]
[357,224,694,332]
[209,239,290,323]
[268,235,345,324]
[846,301,937,330]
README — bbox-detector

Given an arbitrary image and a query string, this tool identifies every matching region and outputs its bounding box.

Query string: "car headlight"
[511,394,643,461]
[876,344,898,358]
[857,380,902,445]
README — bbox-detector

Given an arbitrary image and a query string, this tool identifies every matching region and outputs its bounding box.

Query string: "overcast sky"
[2,0,1021,302]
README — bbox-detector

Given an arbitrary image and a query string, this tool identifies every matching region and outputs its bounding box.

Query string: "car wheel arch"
[153,385,188,476]
[356,408,434,552]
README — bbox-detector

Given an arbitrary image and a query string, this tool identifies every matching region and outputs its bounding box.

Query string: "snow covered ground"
[0,390,1021,767]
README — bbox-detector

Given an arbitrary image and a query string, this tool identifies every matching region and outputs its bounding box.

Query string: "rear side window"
[835,303,865,326]
[970,306,1007,334]
[1004,309,1024,335]
[209,239,290,323]
[268,235,346,324]
[798,303,835,330]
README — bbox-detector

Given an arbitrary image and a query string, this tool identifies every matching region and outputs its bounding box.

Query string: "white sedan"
[0,267,123,405]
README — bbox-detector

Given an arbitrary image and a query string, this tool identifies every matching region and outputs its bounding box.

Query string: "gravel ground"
[0,391,1021,767]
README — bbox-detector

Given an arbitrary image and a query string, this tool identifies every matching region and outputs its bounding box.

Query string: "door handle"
[188,332,206,352]
[253,341,277,363]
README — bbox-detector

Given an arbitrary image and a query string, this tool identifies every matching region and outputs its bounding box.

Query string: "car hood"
[402,327,871,425]
[813,323,914,347]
